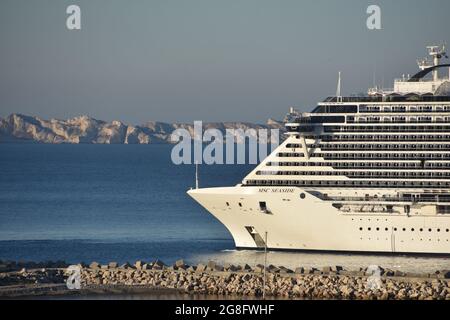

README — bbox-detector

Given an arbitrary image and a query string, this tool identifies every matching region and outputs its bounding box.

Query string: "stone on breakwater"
[223,263,238,272]
[295,267,304,274]
[322,266,332,274]
[134,261,143,270]
[2,260,449,300]
[242,264,252,272]
[196,264,207,272]
[77,266,449,300]
[435,270,450,279]
[151,260,166,270]
[120,262,132,269]
[207,261,216,271]
[175,260,186,269]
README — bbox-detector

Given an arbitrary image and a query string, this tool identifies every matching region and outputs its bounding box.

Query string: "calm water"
[0,144,448,273]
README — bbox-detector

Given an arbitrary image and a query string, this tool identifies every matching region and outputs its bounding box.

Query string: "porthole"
[359,227,363,231]
[402,228,406,231]
[226,202,230,207]
[394,228,397,231]
[238,202,242,207]
[300,193,306,199]
[411,228,415,232]
[368,227,371,231]
[385,228,388,231]
[420,228,423,232]
[437,229,440,232]
[376,227,380,231]
[429,228,432,232]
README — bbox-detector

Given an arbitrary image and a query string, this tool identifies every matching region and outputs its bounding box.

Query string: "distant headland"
[0,114,284,144]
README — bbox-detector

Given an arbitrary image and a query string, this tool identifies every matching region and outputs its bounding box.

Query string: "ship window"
[300,193,306,199]
[259,201,269,214]
[437,205,450,214]
[238,202,242,207]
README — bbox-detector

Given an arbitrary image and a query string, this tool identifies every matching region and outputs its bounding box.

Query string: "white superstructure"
[188,45,450,254]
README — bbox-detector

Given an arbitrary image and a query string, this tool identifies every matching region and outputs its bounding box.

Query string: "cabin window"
[259,201,267,211]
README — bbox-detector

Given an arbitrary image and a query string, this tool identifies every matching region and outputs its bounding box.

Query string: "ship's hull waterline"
[188,187,450,255]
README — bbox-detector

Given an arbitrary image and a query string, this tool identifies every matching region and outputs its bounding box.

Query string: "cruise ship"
[188,45,450,254]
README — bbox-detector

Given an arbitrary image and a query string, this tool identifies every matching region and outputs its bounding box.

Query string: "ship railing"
[322,196,448,203]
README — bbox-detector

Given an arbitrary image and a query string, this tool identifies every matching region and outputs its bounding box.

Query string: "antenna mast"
[336,72,342,102]
[421,44,447,81]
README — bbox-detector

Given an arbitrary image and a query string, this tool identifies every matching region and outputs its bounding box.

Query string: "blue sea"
[0,144,448,273]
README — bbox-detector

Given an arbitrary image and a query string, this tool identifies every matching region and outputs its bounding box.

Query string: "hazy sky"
[1,0,449,124]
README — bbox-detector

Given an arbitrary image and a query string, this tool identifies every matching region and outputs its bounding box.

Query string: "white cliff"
[0,114,285,144]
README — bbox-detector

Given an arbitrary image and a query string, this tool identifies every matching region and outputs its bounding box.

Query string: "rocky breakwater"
[81,260,450,300]
[0,260,69,297]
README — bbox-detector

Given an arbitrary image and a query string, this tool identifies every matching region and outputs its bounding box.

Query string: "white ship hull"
[188,186,450,254]
[187,44,450,255]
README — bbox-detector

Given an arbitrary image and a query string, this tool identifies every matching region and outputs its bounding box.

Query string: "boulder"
[268,265,280,273]
[435,270,450,279]
[322,266,332,274]
[444,270,450,279]
[152,259,166,270]
[224,264,238,272]
[242,264,252,272]
[207,261,216,271]
[108,262,118,269]
[120,262,132,269]
[175,259,186,268]
[254,264,265,273]
[135,260,143,270]
[196,264,207,272]
[279,268,293,274]
[214,265,224,272]
[295,267,304,274]
[89,262,100,269]
[384,269,395,277]
[332,266,344,273]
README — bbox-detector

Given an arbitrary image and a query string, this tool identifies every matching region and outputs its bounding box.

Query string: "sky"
[0,0,449,124]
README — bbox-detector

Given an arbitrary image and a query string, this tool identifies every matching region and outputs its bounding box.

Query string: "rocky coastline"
[1,260,449,299]
[0,113,284,144]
